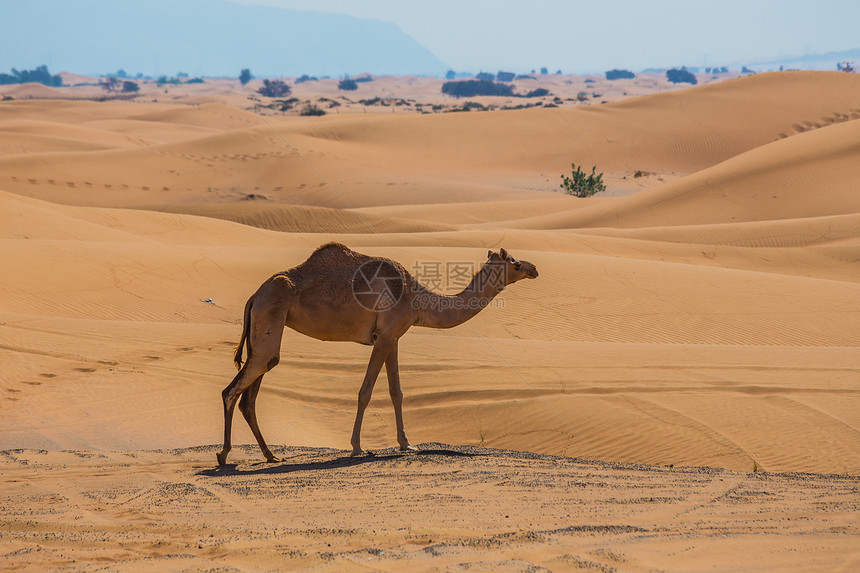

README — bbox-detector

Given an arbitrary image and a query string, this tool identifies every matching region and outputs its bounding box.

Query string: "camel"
[217,242,538,465]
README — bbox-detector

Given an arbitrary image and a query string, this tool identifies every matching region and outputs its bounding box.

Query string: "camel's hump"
[301,242,368,268]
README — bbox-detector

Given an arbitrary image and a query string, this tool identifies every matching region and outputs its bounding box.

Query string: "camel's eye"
[514,262,522,270]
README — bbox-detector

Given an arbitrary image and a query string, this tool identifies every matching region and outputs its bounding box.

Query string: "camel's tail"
[233,297,253,370]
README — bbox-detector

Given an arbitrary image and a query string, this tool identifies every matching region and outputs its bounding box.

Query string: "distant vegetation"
[475,72,495,81]
[442,79,554,99]
[560,163,606,198]
[156,75,204,86]
[300,104,326,116]
[605,69,635,80]
[666,67,697,85]
[495,71,515,82]
[442,79,515,98]
[101,77,140,93]
[524,88,550,98]
[295,74,318,84]
[338,78,358,91]
[0,65,62,86]
[239,68,252,86]
[257,79,291,97]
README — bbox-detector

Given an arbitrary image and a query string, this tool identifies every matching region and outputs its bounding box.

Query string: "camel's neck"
[412,263,506,329]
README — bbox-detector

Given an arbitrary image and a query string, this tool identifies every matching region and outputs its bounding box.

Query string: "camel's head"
[487,248,539,284]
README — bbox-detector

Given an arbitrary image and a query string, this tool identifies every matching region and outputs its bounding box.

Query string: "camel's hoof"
[400,444,419,453]
[350,448,364,457]
[265,456,282,463]
[216,452,228,466]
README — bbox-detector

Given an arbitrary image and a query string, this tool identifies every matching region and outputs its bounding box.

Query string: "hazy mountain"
[1,0,449,78]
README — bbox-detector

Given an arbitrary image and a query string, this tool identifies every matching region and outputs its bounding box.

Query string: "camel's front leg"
[385,341,416,452]
[350,337,395,456]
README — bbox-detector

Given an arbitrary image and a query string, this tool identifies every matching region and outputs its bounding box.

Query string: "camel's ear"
[488,250,494,259]
[500,248,508,260]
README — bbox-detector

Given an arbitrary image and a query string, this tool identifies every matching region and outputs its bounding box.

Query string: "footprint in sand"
[145,356,163,361]
[39,373,57,378]
[22,381,41,386]
[73,367,97,373]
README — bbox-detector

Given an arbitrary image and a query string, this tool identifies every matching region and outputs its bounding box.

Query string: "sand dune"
[512,117,860,230]
[1,70,859,570]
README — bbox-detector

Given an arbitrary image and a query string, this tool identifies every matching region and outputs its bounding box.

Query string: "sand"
[1,70,859,570]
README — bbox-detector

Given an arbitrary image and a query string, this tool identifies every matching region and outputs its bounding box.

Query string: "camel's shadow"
[196,447,475,478]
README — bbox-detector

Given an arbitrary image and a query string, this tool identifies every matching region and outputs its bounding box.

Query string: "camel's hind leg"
[239,376,281,462]
[217,304,286,465]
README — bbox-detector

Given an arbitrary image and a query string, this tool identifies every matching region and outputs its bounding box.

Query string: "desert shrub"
[300,105,326,116]
[666,68,697,84]
[496,71,515,82]
[441,79,515,98]
[101,77,121,92]
[560,163,606,198]
[353,75,374,83]
[185,77,205,84]
[295,74,317,84]
[0,65,62,86]
[273,97,299,111]
[445,69,456,80]
[338,78,358,91]
[540,67,548,75]
[524,88,550,98]
[605,69,635,80]
[475,72,495,81]
[239,68,252,85]
[156,75,182,85]
[258,79,291,97]
[121,80,140,93]
[447,101,487,112]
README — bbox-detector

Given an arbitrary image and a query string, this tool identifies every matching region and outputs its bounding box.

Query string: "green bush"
[524,88,550,98]
[0,65,62,86]
[605,69,635,80]
[666,68,697,84]
[239,68,252,86]
[560,163,606,198]
[257,79,291,97]
[338,78,358,90]
[300,104,326,116]
[441,79,515,98]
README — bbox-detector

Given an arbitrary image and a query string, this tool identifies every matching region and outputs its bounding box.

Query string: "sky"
[233,0,860,73]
